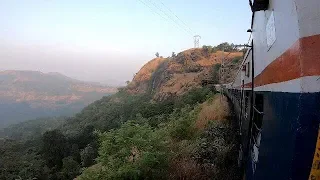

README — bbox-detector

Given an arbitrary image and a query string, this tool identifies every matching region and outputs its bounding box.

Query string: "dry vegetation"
[169,157,207,180]
[167,94,239,180]
[196,94,229,130]
[132,57,167,82]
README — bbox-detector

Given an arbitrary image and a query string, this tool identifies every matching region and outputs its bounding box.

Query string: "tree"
[61,156,80,179]
[41,130,68,169]
[211,64,221,84]
[125,80,130,85]
[202,45,213,54]
[81,144,96,167]
[94,121,169,179]
[215,42,237,52]
[172,52,176,57]
[155,52,160,58]
[70,144,81,163]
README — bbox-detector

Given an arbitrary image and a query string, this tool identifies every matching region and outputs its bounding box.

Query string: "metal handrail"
[251,128,261,148]
[252,137,260,148]
[253,122,262,132]
[253,106,264,115]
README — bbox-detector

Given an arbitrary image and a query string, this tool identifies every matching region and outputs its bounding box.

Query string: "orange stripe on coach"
[243,34,320,88]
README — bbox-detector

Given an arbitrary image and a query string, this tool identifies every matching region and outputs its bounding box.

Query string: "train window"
[246,62,250,77]
[254,93,264,128]
[244,91,250,120]
[242,64,246,72]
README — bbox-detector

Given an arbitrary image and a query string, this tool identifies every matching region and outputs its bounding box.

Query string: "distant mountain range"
[0,70,117,128]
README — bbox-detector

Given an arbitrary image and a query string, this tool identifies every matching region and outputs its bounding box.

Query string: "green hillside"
[0,44,242,180]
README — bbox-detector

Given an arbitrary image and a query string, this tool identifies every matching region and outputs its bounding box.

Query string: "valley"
[0,70,117,128]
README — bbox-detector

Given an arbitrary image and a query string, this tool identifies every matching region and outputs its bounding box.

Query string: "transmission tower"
[194,35,201,48]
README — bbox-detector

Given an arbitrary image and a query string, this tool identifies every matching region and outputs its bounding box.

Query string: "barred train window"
[246,62,250,77]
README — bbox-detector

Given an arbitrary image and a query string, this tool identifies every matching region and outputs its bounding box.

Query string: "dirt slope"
[126,57,166,94]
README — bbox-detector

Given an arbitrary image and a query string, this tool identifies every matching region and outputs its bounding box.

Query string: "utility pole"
[194,35,201,48]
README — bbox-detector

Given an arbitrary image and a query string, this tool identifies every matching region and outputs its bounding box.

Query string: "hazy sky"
[0,0,251,86]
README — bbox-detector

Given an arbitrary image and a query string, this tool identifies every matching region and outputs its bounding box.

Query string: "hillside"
[59,47,243,135]
[0,70,117,128]
[0,43,244,180]
[127,48,243,100]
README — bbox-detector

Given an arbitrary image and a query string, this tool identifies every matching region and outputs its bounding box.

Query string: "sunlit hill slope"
[127,48,243,100]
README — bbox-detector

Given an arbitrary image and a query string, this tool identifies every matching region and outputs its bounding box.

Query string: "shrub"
[194,121,240,180]
[167,105,199,140]
[169,157,206,180]
[61,156,80,179]
[77,163,107,180]
[174,88,212,109]
[232,56,242,64]
[79,121,170,180]
[210,64,221,84]
[81,144,96,167]
[168,116,195,140]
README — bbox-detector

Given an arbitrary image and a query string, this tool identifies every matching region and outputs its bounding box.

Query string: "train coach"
[222,0,320,179]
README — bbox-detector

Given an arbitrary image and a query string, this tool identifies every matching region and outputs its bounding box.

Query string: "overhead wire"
[137,0,194,36]
[147,0,193,36]
[157,0,195,35]
[137,0,170,23]
[147,0,192,35]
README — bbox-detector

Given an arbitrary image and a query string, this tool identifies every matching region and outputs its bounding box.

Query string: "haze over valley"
[0,70,117,128]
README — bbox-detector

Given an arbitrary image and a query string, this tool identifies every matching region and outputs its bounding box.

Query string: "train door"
[240,80,245,126]
[238,80,245,167]
[251,93,264,173]
[239,88,253,169]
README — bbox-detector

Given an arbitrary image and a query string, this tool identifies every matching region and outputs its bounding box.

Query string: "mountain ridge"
[0,70,117,128]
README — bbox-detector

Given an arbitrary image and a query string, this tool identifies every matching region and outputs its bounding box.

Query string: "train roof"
[250,0,269,12]
[249,0,269,29]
